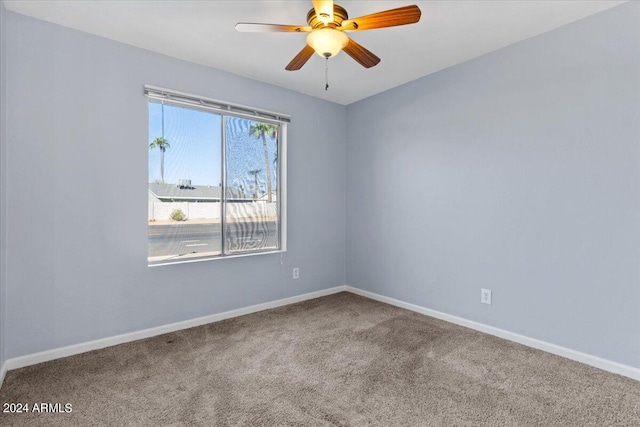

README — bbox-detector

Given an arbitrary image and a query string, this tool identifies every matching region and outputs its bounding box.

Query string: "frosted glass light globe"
[307,28,349,58]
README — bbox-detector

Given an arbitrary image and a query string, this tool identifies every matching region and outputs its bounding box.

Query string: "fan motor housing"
[307,4,349,28]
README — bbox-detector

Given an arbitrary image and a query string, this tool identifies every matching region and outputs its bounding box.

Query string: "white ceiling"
[5,0,625,105]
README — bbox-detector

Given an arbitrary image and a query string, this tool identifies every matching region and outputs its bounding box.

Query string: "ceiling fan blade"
[285,45,315,71]
[343,38,380,68]
[235,23,312,33]
[312,0,334,24]
[340,5,421,31]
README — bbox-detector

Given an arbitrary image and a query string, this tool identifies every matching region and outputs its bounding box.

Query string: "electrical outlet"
[481,289,492,305]
[293,267,300,280]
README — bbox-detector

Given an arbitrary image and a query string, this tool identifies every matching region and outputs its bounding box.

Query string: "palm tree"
[249,123,277,202]
[248,169,261,200]
[149,137,170,184]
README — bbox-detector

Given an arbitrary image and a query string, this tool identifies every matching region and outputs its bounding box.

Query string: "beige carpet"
[1,292,638,426]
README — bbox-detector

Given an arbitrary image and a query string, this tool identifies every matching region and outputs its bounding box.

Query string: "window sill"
[148,248,285,267]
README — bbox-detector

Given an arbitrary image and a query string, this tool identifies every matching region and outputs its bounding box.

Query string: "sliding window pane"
[148,102,222,264]
[224,117,279,254]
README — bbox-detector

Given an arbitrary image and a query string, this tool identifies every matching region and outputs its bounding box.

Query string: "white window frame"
[145,86,288,266]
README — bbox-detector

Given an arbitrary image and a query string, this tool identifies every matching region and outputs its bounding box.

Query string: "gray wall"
[0,0,7,371]
[346,2,640,369]
[5,12,346,359]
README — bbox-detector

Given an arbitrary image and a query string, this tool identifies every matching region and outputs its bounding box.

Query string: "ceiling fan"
[235,0,422,71]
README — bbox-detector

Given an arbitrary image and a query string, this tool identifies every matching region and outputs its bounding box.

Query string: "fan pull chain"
[325,57,329,91]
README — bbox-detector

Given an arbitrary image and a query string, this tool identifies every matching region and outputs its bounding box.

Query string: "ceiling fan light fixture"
[306,28,349,58]
[238,2,421,71]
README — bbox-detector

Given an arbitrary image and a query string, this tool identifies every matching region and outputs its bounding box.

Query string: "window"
[146,87,287,266]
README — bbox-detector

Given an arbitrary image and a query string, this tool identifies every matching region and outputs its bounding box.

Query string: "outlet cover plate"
[481,288,492,305]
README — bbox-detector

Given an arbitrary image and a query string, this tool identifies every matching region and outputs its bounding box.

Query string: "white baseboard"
[0,361,6,389]
[4,284,638,383]
[4,285,348,372]
[345,285,640,382]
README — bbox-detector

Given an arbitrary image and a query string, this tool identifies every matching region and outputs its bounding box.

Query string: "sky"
[148,102,278,194]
